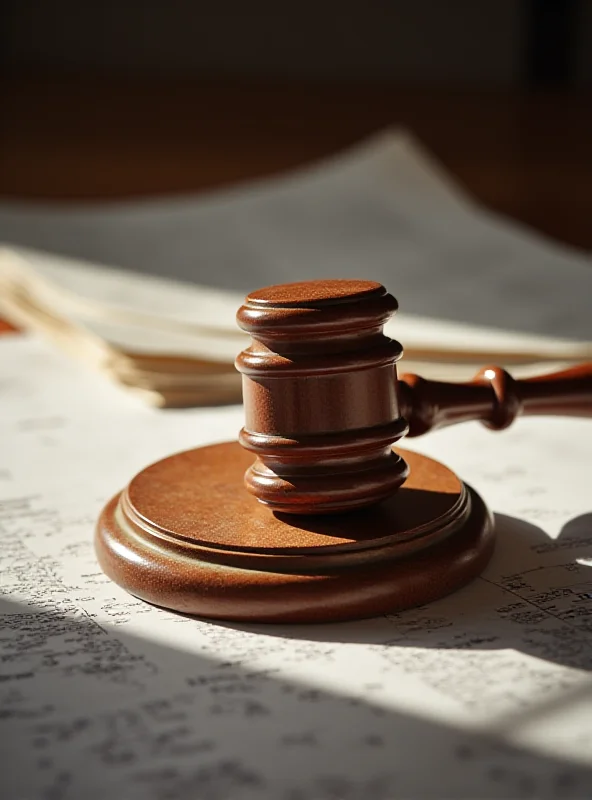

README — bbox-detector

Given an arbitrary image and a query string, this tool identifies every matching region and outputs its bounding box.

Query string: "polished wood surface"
[400,363,592,437]
[0,320,17,334]
[236,280,408,514]
[96,444,494,623]
[2,76,592,250]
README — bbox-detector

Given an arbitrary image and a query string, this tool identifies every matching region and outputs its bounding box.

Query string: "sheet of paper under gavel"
[96,280,592,623]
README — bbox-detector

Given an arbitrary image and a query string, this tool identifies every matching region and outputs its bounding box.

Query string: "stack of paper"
[0,247,247,406]
[1,131,591,406]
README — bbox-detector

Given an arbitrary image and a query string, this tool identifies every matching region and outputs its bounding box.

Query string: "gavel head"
[235,279,409,514]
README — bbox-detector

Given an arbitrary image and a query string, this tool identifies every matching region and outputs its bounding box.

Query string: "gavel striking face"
[235,279,592,515]
[96,278,592,623]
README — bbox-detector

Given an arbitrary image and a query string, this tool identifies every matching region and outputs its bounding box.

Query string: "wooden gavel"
[96,278,592,623]
[236,279,592,515]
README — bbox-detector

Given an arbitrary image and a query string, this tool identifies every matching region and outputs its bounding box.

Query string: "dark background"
[2,0,591,85]
[1,0,591,247]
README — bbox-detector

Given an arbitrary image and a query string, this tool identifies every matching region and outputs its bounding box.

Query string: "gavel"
[96,279,592,623]
[236,279,591,515]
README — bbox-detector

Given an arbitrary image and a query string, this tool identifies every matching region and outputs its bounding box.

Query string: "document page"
[2,335,592,799]
[1,132,591,341]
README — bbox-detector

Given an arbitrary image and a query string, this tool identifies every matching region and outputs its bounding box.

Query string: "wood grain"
[95,443,494,623]
[399,363,592,436]
[235,280,408,514]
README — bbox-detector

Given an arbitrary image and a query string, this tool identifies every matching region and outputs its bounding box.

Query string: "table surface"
[1,76,591,337]
[2,76,592,248]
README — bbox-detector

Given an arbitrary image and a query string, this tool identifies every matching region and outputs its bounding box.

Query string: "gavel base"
[95,442,495,623]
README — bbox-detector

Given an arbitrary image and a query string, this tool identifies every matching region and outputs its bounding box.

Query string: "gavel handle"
[398,363,592,437]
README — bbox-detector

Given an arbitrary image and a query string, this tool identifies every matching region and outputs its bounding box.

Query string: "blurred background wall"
[1,0,590,87]
[1,0,591,250]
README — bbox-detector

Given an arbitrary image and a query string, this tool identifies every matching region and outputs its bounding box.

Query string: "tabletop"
[1,75,591,335]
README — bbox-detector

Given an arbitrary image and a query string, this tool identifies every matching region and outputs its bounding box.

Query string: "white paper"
[2,245,591,368]
[1,131,591,341]
[2,334,592,799]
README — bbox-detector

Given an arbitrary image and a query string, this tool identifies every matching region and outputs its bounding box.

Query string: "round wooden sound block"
[95,443,494,623]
